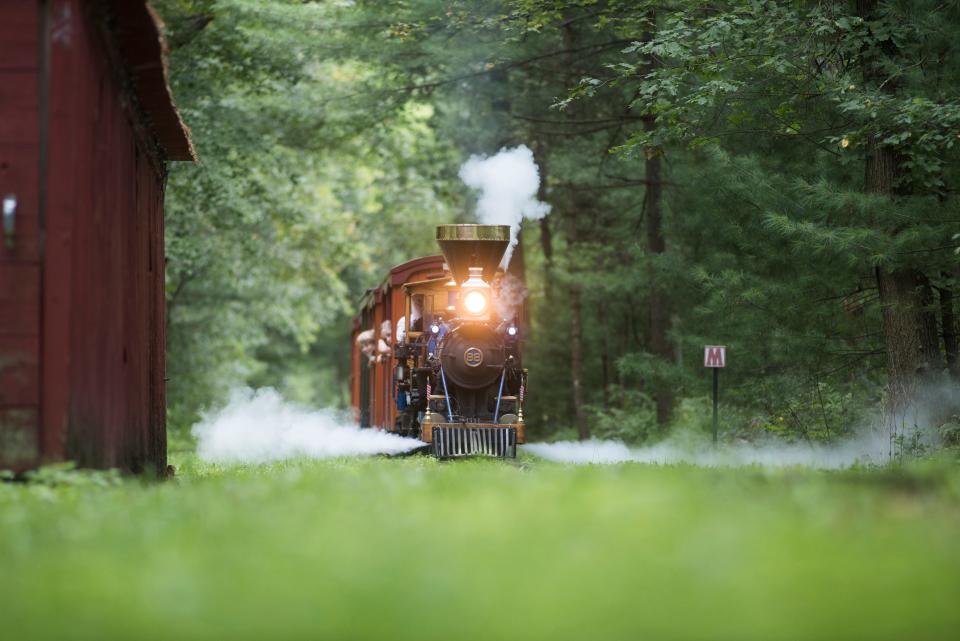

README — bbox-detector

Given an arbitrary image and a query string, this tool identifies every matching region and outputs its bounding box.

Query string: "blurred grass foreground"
[2,455,959,641]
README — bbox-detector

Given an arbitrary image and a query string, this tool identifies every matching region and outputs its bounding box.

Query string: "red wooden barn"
[0,0,194,474]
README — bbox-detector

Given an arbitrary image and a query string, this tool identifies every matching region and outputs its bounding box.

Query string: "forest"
[156,0,960,450]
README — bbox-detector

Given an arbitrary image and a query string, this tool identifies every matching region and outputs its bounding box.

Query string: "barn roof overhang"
[108,1,196,161]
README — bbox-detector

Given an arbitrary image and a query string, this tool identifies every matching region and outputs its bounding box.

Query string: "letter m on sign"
[704,345,726,368]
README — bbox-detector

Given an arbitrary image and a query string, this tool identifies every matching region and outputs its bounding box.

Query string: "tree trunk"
[859,0,942,415]
[875,267,941,412]
[600,309,611,405]
[939,276,958,380]
[570,286,590,440]
[642,11,673,427]
[536,146,553,302]
[508,228,526,284]
[867,145,941,413]
[540,217,553,265]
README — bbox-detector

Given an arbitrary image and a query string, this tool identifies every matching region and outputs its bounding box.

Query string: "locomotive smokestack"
[436,224,511,284]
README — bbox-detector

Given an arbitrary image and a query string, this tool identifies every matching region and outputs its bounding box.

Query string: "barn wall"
[43,0,166,474]
[0,1,42,468]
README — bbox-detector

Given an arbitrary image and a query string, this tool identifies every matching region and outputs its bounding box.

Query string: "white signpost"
[704,346,726,443]
[703,345,726,368]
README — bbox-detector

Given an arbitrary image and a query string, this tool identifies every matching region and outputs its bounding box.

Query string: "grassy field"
[2,453,959,641]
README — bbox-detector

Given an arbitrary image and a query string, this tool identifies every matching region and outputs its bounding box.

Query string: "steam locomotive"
[350,224,526,458]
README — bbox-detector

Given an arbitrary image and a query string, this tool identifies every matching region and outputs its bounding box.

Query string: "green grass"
[2,454,959,640]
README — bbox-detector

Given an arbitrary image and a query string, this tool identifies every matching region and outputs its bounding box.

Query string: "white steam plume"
[524,431,894,469]
[459,145,550,267]
[193,388,424,464]
[494,272,528,321]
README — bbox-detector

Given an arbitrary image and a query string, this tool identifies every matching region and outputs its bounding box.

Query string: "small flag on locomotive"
[350,224,527,458]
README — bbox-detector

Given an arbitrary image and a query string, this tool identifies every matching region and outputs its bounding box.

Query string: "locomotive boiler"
[350,224,526,458]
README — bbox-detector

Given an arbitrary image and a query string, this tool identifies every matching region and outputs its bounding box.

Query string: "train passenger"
[410,294,424,332]
[356,328,376,363]
[377,319,392,362]
[427,315,449,355]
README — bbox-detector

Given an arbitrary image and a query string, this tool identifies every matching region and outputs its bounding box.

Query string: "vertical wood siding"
[0,1,42,467]
[0,0,170,474]
[45,0,167,474]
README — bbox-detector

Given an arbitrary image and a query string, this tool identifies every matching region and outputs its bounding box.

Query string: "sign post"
[703,346,726,444]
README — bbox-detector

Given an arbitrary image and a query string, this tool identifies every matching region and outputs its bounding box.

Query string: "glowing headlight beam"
[463,290,488,314]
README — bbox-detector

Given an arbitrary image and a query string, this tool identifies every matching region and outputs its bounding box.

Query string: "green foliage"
[941,418,960,447]
[594,0,960,262]
[586,389,657,443]
[155,0,462,430]
[21,463,125,488]
[153,0,960,445]
[543,0,960,439]
[2,456,960,639]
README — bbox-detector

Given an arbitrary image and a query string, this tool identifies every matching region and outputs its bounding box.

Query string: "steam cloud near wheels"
[522,435,892,469]
[193,388,424,463]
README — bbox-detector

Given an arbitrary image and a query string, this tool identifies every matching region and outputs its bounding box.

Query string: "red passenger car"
[350,255,447,432]
[0,0,193,474]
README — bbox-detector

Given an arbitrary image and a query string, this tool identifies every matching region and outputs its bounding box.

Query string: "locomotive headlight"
[463,290,488,314]
[507,325,518,337]
[430,323,440,334]
[459,266,491,317]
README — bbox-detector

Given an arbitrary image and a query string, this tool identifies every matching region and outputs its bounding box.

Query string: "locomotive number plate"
[464,347,483,367]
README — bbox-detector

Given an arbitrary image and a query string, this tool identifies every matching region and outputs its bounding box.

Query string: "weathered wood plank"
[0,1,38,70]
[0,72,39,144]
[0,335,39,405]
[0,264,40,303]
[0,143,40,262]
[0,407,39,467]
